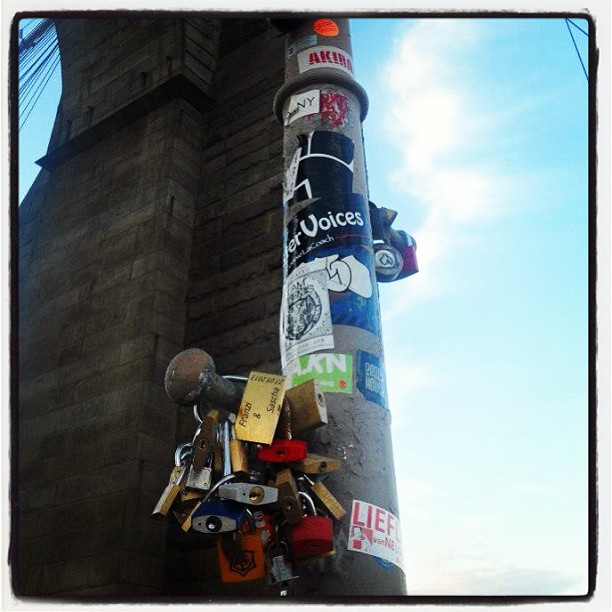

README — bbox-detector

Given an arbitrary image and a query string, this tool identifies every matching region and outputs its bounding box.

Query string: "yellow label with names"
[235,371,286,444]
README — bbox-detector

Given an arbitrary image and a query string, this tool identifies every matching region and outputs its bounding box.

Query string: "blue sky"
[351,17,590,595]
[16,15,593,598]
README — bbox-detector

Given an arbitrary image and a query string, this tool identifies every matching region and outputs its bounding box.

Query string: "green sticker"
[287,353,353,393]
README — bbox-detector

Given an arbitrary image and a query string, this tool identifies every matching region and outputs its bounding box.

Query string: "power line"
[564,18,588,83]
[18,18,61,131]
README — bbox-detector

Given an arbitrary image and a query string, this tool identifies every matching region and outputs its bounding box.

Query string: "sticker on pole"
[348,500,404,571]
[356,350,388,411]
[285,353,353,393]
[313,18,340,37]
[280,261,334,368]
[283,131,355,207]
[285,90,320,126]
[297,46,354,76]
[287,34,317,58]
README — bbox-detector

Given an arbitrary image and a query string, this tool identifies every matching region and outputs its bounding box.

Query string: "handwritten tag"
[235,372,286,444]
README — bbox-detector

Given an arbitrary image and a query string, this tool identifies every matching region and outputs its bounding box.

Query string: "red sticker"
[313,18,339,37]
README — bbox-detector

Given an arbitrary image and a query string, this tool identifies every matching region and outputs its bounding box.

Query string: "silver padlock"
[266,540,299,587]
[218,482,278,505]
[374,242,403,282]
[186,453,213,491]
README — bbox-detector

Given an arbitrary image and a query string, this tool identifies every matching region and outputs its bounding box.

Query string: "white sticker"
[287,34,318,58]
[285,90,320,126]
[297,46,354,76]
[347,500,404,571]
[280,261,334,368]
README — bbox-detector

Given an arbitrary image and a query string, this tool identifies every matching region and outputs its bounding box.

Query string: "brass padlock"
[151,454,189,517]
[299,474,346,521]
[290,452,341,474]
[235,371,287,444]
[284,379,328,435]
[186,408,219,491]
[274,468,304,525]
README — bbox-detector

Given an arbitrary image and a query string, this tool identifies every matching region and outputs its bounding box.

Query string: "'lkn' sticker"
[285,353,353,393]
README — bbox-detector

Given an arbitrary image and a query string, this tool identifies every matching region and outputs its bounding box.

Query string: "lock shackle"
[220,420,232,477]
[243,508,257,533]
[298,491,317,517]
[174,442,193,466]
[200,473,237,506]
[223,374,249,384]
[165,348,244,411]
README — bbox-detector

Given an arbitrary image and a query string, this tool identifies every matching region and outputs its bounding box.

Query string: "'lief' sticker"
[356,350,388,411]
[348,500,404,571]
[297,46,354,76]
[285,353,353,393]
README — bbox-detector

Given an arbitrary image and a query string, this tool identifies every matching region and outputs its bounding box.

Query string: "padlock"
[235,371,287,444]
[218,482,279,506]
[394,231,419,279]
[294,549,336,566]
[289,452,341,474]
[248,456,268,484]
[284,379,328,435]
[374,242,403,282]
[186,408,219,491]
[265,540,299,588]
[299,474,346,521]
[216,511,266,582]
[191,499,248,534]
[256,399,307,463]
[217,422,278,505]
[185,453,213,491]
[229,423,250,478]
[151,445,190,517]
[257,439,307,463]
[274,468,304,525]
[247,509,276,549]
[178,488,205,503]
[289,492,334,557]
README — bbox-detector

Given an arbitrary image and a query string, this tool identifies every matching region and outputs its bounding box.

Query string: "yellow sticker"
[235,372,286,444]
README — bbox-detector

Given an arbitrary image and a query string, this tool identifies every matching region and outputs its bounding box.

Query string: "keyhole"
[249,486,264,504]
[206,516,222,532]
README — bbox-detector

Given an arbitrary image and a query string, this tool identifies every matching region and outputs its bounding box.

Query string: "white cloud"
[376,19,533,318]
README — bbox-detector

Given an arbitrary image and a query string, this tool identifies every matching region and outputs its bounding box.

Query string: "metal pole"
[273,17,407,596]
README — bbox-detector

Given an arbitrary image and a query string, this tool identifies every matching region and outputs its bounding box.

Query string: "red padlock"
[257,439,307,463]
[395,231,418,280]
[289,492,334,557]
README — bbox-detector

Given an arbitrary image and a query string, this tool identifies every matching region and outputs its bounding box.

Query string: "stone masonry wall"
[16,16,284,598]
[165,18,285,596]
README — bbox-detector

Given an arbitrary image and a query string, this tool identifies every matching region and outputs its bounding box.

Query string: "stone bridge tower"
[16,16,285,597]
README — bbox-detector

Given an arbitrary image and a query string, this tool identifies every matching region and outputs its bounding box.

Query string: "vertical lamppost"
[273,17,407,596]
